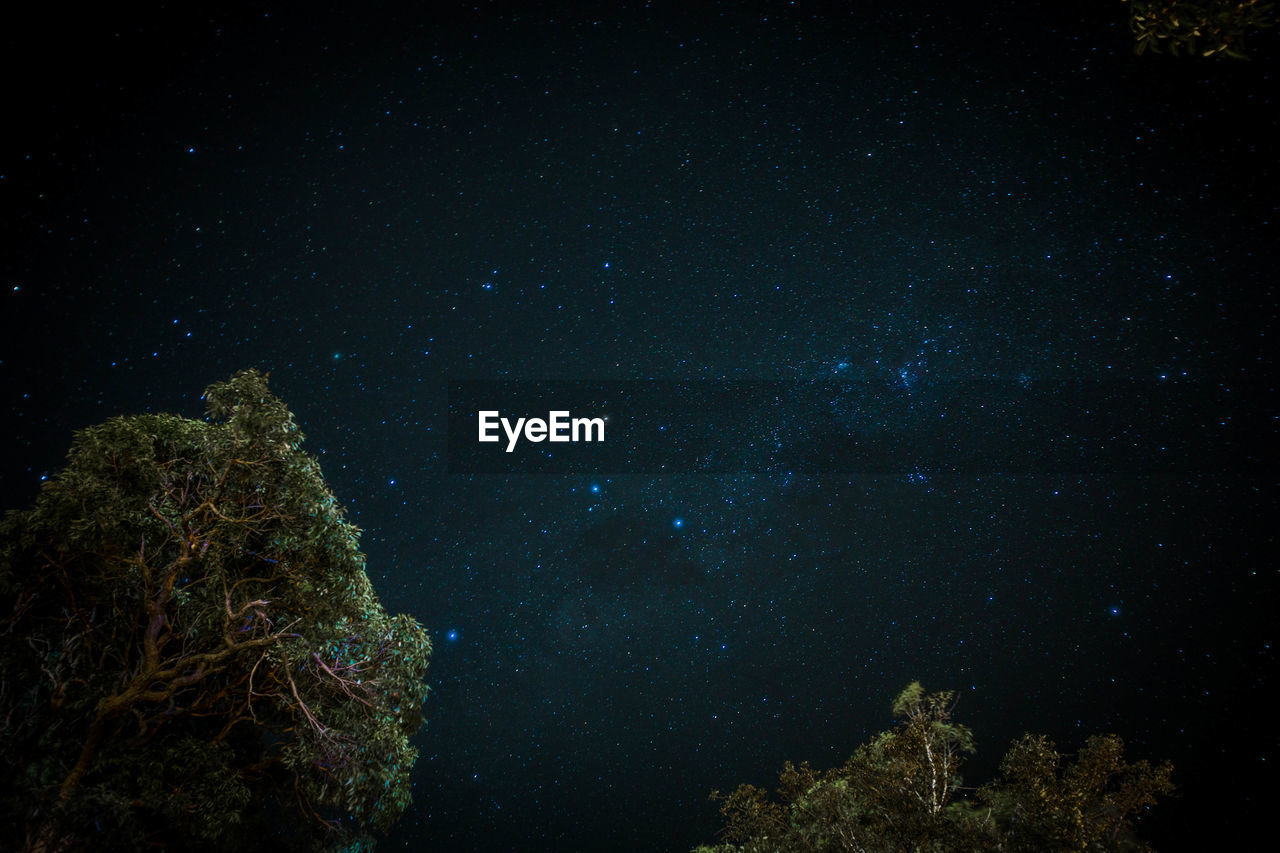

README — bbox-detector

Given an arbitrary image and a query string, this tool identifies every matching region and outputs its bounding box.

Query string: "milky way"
[2,3,1275,850]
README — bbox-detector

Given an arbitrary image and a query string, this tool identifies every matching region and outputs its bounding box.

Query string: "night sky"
[2,2,1276,851]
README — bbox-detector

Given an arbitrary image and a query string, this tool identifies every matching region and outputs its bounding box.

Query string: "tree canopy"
[696,683,1174,853]
[0,370,432,852]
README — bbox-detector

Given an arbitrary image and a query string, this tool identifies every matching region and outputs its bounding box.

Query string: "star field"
[1,3,1276,851]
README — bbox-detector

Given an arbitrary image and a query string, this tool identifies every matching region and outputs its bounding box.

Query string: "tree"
[696,684,1172,853]
[1123,0,1277,58]
[981,733,1175,853]
[0,370,432,852]
[888,682,975,819]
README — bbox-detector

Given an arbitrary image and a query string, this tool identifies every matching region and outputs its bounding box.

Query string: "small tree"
[888,682,975,818]
[0,370,432,851]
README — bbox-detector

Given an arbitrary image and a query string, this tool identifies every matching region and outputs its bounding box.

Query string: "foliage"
[982,733,1175,853]
[0,370,432,852]
[695,683,1173,853]
[1124,0,1277,58]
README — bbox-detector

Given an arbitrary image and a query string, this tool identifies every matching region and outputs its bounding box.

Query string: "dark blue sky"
[2,2,1275,850]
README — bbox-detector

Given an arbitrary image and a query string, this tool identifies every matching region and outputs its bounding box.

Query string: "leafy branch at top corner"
[1124,0,1278,59]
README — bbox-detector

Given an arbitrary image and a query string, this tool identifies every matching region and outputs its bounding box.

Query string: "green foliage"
[698,684,1172,853]
[982,733,1175,853]
[0,370,432,851]
[1124,0,1277,58]
[890,680,926,717]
